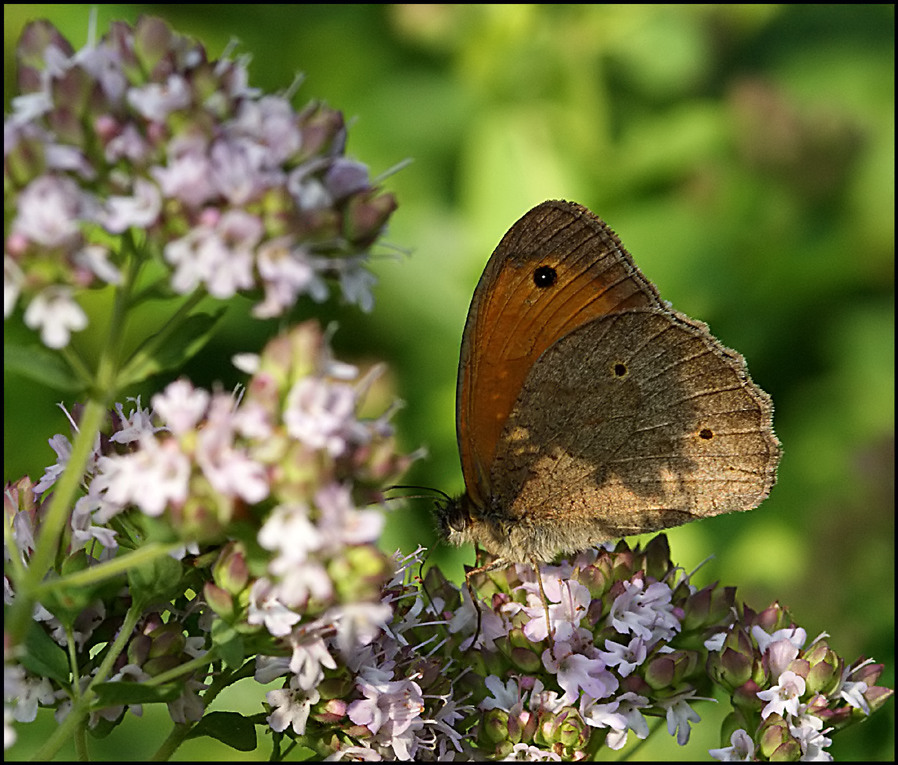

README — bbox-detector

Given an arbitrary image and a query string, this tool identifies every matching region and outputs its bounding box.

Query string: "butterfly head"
[434,493,475,548]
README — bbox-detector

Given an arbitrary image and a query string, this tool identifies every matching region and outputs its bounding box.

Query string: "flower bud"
[317,674,354,700]
[768,739,801,761]
[645,655,675,689]
[127,633,152,667]
[759,713,791,758]
[311,697,347,724]
[556,709,589,750]
[480,708,510,745]
[344,191,398,248]
[643,534,672,580]
[683,583,736,632]
[147,623,186,659]
[709,627,755,691]
[212,541,249,595]
[144,654,181,676]
[203,581,235,620]
[578,564,610,600]
[755,602,791,633]
[509,645,542,674]
[857,684,894,716]
[297,103,346,161]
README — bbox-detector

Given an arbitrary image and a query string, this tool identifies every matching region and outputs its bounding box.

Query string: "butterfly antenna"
[386,484,454,503]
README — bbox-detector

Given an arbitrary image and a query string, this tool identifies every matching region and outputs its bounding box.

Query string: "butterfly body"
[440,200,781,563]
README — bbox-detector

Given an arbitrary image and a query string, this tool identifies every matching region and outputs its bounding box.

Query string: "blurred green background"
[4,4,893,761]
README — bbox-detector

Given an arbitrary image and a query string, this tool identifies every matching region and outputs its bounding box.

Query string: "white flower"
[287,632,337,691]
[788,712,833,761]
[596,636,647,677]
[658,690,702,746]
[704,631,728,652]
[33,433,73,495]
[757,670,806,719]
[709,728,756,761]
[609,578,680,643]
[102,177,161,232]
[329,602,391,655]
[347,674,425,754]
[752,625,807,655]
[258,503,322,562]
[839,679,870,714]
[480,676,520,712]
[502,743,563,761]
[9,676,56,723]
[23,286,88,348]
[152,380,210,436]
[13,175,85,247]
[108,396,160,444]
[196,395,269,504]
[267,676,320,735]
[607,691,650,750]
[127,74,192,121]
[579,696,627,733]
[284,377,360,456]
[4,255,25,318]
[541,641,618,704]
[92,434,190,518]
[521,574,591,644]
[247,579,301,637]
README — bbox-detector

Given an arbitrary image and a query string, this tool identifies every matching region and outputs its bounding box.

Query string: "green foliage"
[187,711,258,752]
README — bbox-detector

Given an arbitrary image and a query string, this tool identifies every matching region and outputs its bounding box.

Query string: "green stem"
[31,602,142,761]
[149,661,251,761]
[73,723,88,761]
[8,397,107,644]
[31,541,182,597]
[8,235,145,643]
[116,289,207,389]
[145,652,217,687]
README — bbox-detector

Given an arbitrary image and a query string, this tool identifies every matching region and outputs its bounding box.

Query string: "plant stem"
[32,541,182,596]
[30,601,142,761]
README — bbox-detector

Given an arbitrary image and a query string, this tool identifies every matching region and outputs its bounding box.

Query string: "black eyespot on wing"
[533,265,557,288]
[699,428,714,440]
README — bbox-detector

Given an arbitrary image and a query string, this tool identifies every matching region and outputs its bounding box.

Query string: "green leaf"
[20,621,70,684]
[118,308,226,387]
[211,618,246,670]
[127,554,183,609]
[3,342,84,392]
[92,681,182,706]
[187,711,258,751]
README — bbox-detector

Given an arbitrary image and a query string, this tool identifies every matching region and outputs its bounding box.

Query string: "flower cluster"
[4,16,398,348]
[706,607,893,761]
[264,547,472,760]
[4,320,416,750]
[419,537,894,761]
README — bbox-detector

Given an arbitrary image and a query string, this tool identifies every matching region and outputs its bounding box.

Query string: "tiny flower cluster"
[4,16,398,348]
[263,547,473,761]
[415,537,893,761]
[706,606,893,761]
[4,320,415,749]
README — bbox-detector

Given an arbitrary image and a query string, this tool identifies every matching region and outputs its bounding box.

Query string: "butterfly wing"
[457,200,665,509]
[486,308,781,560]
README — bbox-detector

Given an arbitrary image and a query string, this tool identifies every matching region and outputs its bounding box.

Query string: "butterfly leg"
[531,557,554,642]
[462,556,509,649]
